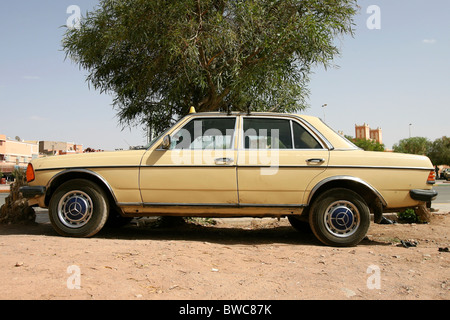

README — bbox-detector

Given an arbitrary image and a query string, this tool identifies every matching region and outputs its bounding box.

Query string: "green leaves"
[63,0,357,133]
[346,136,385,152]
[393,137,431,156]
[428,137,450,166]
[392,136,450,165]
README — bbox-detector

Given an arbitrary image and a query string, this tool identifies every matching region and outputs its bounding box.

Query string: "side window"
[171,118,236,150]
[292,121,322,149]
[243,118,293,149]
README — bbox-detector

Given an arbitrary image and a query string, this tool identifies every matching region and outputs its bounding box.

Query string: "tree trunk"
[0,181,36,225]
[415,203,431,223]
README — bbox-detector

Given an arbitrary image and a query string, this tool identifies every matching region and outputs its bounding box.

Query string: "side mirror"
[161,135,171,150]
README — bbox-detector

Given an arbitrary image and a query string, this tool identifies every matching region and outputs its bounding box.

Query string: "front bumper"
[19,186,46,199]
[410,189,438,202]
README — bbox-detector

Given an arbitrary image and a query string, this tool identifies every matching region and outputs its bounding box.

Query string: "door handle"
[306,158,325,164]
[214,157,234,165]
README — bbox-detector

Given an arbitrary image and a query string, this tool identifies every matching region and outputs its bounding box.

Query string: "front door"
[139,116,238,205]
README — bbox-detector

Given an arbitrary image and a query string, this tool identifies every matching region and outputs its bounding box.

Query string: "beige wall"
[0,135,39,172]
[39,141,83,155]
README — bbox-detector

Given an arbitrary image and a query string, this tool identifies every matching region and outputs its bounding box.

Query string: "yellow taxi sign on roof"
[189,106,196,114]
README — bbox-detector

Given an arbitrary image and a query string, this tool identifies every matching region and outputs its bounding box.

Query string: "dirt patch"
[0,212,448,300]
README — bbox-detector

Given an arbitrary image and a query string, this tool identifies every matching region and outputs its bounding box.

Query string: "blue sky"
[306,0,450,149]
[0,0,449,150]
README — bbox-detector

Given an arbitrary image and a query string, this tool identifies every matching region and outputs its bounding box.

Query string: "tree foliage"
[63,0,358,132]
[345,135,385,151]
[427,136,450,165]
[392,136,450,166]
[393,137,431,156]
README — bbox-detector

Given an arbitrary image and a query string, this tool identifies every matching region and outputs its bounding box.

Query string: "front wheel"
[288,215,312,233]
[309,188,370,247]
[49,179,109,238]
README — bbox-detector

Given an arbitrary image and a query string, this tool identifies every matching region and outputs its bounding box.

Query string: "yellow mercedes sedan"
[20,112,437,246]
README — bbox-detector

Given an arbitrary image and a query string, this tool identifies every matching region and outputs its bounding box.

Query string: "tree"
[427,136,450,165]
[63,0,358,133]
[392,137,431,155]
[345,135,385,151]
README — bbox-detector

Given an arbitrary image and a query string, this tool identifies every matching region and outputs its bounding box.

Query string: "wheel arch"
[44,169,119,211]
[307,176,387,211]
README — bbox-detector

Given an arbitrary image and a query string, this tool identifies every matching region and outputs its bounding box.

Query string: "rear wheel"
[49,179,109,238]
[105,207,133,227]
[309,188,370,247]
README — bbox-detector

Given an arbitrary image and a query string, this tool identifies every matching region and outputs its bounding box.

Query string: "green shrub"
[397,208,418,223]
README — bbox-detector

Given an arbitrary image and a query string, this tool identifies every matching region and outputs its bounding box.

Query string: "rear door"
[237,116,329,206]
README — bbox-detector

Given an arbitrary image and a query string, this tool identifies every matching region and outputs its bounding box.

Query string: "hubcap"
[324,200,360,237]
[57,191,93,228]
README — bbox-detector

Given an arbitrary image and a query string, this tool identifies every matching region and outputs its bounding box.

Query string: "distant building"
[355,124,383,145]
[39,141,83,156]
[370,128,382,145]
[0,135,39,173]
[0,134,84,175]
[355,123,370,140]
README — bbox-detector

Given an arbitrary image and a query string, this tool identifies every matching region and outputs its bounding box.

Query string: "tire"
[49,179,109,238]
[288,215,312,233]
[309,188,370,247]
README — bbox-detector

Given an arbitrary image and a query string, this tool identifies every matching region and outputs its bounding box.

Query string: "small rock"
[341,287,356,298]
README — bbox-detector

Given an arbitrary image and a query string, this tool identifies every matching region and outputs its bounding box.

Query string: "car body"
[20,112,437,246]
[442,168,450,181]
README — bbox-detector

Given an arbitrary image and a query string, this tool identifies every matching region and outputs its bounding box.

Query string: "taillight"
[26,163,35,183]
[427,170,436,185]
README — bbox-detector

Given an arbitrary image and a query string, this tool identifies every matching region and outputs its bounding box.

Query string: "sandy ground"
[0,208,448,301]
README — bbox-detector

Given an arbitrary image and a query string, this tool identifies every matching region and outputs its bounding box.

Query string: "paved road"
[0,193,8,206]
[434,182,450,203]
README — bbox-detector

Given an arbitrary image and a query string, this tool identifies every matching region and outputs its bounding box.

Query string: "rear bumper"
[410,189,438,202]
[19,186,46,199]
